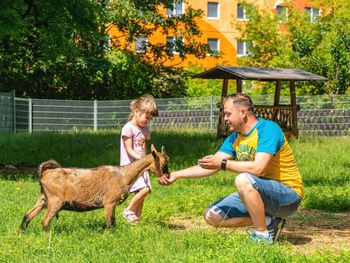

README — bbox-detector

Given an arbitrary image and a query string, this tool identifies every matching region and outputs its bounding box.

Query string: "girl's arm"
[123,136,141,160]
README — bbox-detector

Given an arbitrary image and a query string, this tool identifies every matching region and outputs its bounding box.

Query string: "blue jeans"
[208,173,302,219]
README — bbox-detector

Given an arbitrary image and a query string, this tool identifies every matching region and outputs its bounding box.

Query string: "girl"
[120,94,159,223]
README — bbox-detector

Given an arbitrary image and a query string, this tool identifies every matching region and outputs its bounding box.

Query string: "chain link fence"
[0,91,15,133]
[12,94,350,136]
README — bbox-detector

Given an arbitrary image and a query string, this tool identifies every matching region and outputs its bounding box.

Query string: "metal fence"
[13,94,350,136]
[0,91,15,133]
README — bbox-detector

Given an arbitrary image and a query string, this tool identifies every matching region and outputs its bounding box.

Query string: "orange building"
[108,0,320,70]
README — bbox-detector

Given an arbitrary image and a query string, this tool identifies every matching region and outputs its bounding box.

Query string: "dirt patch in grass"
[168,208,350,254]
[283,208,350,254]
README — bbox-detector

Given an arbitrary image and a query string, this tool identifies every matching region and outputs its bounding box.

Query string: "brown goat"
[20,145,169,231]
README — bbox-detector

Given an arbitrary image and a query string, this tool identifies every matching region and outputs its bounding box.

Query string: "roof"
[194,66,327,81]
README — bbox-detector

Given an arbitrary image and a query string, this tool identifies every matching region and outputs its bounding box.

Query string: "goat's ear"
[151,144,157,158]
[161,146,169,161]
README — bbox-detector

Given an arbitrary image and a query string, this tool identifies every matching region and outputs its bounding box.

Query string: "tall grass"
[0,130,349,262]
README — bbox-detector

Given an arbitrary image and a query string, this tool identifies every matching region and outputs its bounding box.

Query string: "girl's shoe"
[122,210,139,223]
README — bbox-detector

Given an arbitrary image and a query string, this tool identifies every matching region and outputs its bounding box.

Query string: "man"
[158,93,303,244]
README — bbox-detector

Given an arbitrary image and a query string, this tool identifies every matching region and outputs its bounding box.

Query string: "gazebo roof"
[194,66,327,81]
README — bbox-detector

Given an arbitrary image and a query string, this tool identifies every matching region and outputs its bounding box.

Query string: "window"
[208,38,220,53]
[237,40,251,56]
[237,3,250,20]
[207,2,219,19]
[135,36,147,53]
[166,36,184,54]
[104,34,111,51]
[305,7,320,22]
[166,1,184,17]
[276,5,288,21]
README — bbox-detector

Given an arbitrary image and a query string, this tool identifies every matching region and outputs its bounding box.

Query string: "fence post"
[28,98,32,133]
[94,100,97,131]
[12,90,16,133]
[210,96,214,130]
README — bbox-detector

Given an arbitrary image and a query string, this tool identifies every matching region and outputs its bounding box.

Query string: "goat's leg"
[104,203,117,228]
[20,193,47,230]
[41,199,63,231]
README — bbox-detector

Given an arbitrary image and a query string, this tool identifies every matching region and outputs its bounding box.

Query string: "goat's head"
[150,144,169,177]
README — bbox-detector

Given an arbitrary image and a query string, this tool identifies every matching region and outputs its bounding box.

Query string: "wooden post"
[273,80,281,121]
[289,80,298,137]
[217,79,229,138]
[237,79,242,93]
[274,80,281,106]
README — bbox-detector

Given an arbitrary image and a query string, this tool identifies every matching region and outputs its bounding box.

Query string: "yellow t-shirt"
[219,119,304,197]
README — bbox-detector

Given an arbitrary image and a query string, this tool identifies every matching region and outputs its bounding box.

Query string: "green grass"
[0,130,349,262]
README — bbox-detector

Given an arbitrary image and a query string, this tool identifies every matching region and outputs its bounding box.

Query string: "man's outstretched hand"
[158,172,177,186]
[198,155,221,170]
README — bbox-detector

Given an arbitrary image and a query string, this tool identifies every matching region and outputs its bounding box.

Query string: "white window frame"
[207,2,220,20]
[305,7,320,23]
[237,3,249,21]
[237,40,251,57]
[166,1,185,17]
[104,34,111,51]
[207,38,220,55]
[135,36,147,53]
[276,5,288,21]
[166,36,184,55]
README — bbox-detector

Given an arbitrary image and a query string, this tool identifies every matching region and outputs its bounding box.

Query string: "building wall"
[108,0,318,70]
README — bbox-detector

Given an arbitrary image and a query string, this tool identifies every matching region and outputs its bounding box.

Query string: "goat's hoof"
[105,224,114,229]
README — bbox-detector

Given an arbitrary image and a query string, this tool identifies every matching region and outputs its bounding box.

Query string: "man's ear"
[151,144,157,158]
[240,108,247,118]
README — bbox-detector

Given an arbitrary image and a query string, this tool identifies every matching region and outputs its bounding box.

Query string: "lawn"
[0,130,349,262]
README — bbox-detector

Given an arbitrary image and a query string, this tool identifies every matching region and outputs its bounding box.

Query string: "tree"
[237,0,350,95]
[0,0,213,99]
[107,1,212,62]
[0,0,106,98]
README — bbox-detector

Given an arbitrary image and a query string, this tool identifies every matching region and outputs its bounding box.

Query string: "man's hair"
[224,93,254,114]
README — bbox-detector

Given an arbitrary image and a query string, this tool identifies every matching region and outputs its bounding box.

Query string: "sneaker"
[267,217,286,242]
[246,228,273,244]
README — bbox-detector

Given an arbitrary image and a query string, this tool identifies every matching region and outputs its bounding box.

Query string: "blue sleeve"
[257,121,284,155]
[219,133,237,157]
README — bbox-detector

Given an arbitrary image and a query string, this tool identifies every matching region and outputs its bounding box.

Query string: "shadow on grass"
[280,234,312,245]
[157,221,187,231]
[0,169,37,181]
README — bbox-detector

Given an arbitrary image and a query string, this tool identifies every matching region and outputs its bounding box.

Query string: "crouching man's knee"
[235,173,253,193]
[204,208,225,227]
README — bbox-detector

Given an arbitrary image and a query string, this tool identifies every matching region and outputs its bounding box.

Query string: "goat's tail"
[38,160,61,179]
[38,160,61,190]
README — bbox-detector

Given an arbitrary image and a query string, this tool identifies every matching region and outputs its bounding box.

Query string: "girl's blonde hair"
[128,94,159,121]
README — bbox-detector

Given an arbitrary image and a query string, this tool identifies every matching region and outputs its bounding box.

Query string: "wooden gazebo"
[194,66,327,138]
